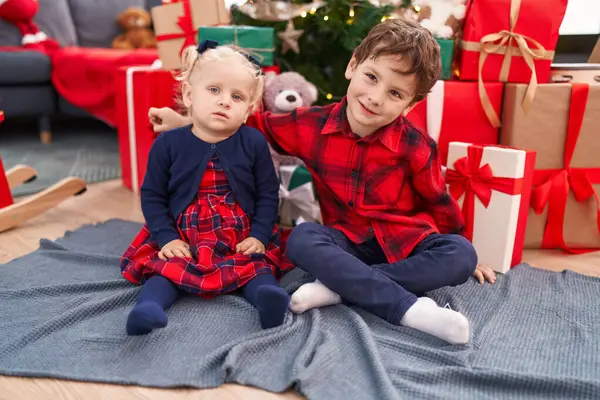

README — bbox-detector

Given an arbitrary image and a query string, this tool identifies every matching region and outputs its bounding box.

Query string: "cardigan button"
[211,144,216,149]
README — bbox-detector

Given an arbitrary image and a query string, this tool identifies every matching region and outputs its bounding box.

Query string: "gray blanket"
[1,220,599,400]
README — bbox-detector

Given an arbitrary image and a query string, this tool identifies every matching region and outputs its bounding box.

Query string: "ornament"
[237,0,325,22]
[391,6,419,21]
[277,19,303,54]
[367,0,404,7]
[413,0,467,39]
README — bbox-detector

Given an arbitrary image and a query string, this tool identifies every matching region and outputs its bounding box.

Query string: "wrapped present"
[278,165,321,227]
[0,109,9,208]
[151,0,230,70]
[446,142,536,273]
[437,38,455,80]
[591,37,600,63]
[458,0,568,127]
[115,64,177,193]
[262,65,280,75]
[500,83,600,252]
[0,155,11,210]
[549,63,600,84]
[405,80,502,165]
[198,26,275,66]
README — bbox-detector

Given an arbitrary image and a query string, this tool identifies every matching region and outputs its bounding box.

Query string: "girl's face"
[183,59,256,136]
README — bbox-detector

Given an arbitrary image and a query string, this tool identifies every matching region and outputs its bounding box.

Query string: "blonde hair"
[174,44,265,115]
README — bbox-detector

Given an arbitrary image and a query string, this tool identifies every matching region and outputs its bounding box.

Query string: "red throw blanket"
[51,47,160,126]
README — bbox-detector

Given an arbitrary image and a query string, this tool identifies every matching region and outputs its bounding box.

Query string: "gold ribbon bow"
[232,26,276,63]
[460,0,555,128]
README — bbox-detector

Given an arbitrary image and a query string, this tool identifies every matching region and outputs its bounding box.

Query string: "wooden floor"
[1,179,599,399]
[0,180,302,400]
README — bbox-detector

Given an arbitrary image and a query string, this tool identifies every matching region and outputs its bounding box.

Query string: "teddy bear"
[263,71,318,113]
[262,71,318,170]
[412,0,466,39]
[112,7,157,50]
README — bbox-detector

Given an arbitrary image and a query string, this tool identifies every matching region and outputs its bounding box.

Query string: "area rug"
[1,220,599,400]
[0,125,120,196]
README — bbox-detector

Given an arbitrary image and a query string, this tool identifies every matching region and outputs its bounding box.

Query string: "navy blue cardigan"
[140,125,280,248]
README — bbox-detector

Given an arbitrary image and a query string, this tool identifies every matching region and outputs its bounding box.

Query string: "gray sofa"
[0,0,163,141]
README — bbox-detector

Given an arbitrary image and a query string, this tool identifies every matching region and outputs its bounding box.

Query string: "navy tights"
[126,274,289,335]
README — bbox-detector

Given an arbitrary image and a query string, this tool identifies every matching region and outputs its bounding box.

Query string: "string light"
[326,93,333,100]
[310,7,317,14]
[324,15,329,21]
[349,5,355,17]
[301,11,307,17]
[346,18,354,24]
[414,5,421,12]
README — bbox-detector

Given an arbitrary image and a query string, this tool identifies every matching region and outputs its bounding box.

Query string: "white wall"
[559,0,600,35]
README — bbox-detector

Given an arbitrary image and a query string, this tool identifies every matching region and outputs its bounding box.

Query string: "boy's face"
[344,54,418,136]
[183,59,254,135]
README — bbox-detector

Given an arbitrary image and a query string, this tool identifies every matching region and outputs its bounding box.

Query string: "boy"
[149,19,495,344]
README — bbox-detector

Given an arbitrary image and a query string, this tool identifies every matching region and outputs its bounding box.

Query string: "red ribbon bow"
[155,0,197,57]
[529,83,600,252]
[446,145,524,241]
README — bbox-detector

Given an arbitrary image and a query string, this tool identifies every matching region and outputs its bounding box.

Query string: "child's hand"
[158,239,192,260]
[148,107,188,133]
[473,264,496,284]
[236,237,265,255]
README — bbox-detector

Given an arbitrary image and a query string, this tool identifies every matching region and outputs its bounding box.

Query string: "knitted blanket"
[1,220,598,399]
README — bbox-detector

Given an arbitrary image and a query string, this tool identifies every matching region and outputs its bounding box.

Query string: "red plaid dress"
[120,156,293,297]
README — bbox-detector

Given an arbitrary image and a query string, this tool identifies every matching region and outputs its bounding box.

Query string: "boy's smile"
[344,54,418,137]
[358,101,378,116]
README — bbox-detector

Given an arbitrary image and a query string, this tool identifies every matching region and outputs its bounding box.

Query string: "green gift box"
[279,165,321,227]
[288,166,315,194]
[198,25,275,66]
[436,38,455,80]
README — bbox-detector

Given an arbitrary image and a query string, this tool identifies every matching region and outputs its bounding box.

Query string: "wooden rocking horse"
[0,110,87,233]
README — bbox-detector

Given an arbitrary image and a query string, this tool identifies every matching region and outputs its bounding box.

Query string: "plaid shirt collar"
[321,97,405,154]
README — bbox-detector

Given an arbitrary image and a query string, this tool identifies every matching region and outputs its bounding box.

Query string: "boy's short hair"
[353,18,441,103]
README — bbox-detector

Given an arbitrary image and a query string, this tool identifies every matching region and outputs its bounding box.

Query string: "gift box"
[549,64,600,84]
[0,111,9,208]
[0,155,11,210]
[405,80,502,165]
[458,0,568,127]
[198,26,275,66]
[446,142,536,273]
[590,37,600,63]
[437,38,455,80]
[115,65,177,194]
[151,0,230,70]
[278,165,321,227]
[500,83,600,252]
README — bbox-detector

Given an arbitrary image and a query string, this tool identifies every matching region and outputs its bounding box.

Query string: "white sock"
[400,297,470,345]
[289,280,342,313]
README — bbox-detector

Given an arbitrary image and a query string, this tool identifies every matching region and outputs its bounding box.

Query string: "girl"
[120,40,294,336]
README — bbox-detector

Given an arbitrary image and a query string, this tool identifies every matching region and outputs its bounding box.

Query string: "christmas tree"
[232,0,413,105]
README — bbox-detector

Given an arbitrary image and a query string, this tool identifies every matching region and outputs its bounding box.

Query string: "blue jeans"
[285,223,477,325]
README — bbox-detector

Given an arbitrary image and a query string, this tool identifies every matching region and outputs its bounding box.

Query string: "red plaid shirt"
[247,97,464,263]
